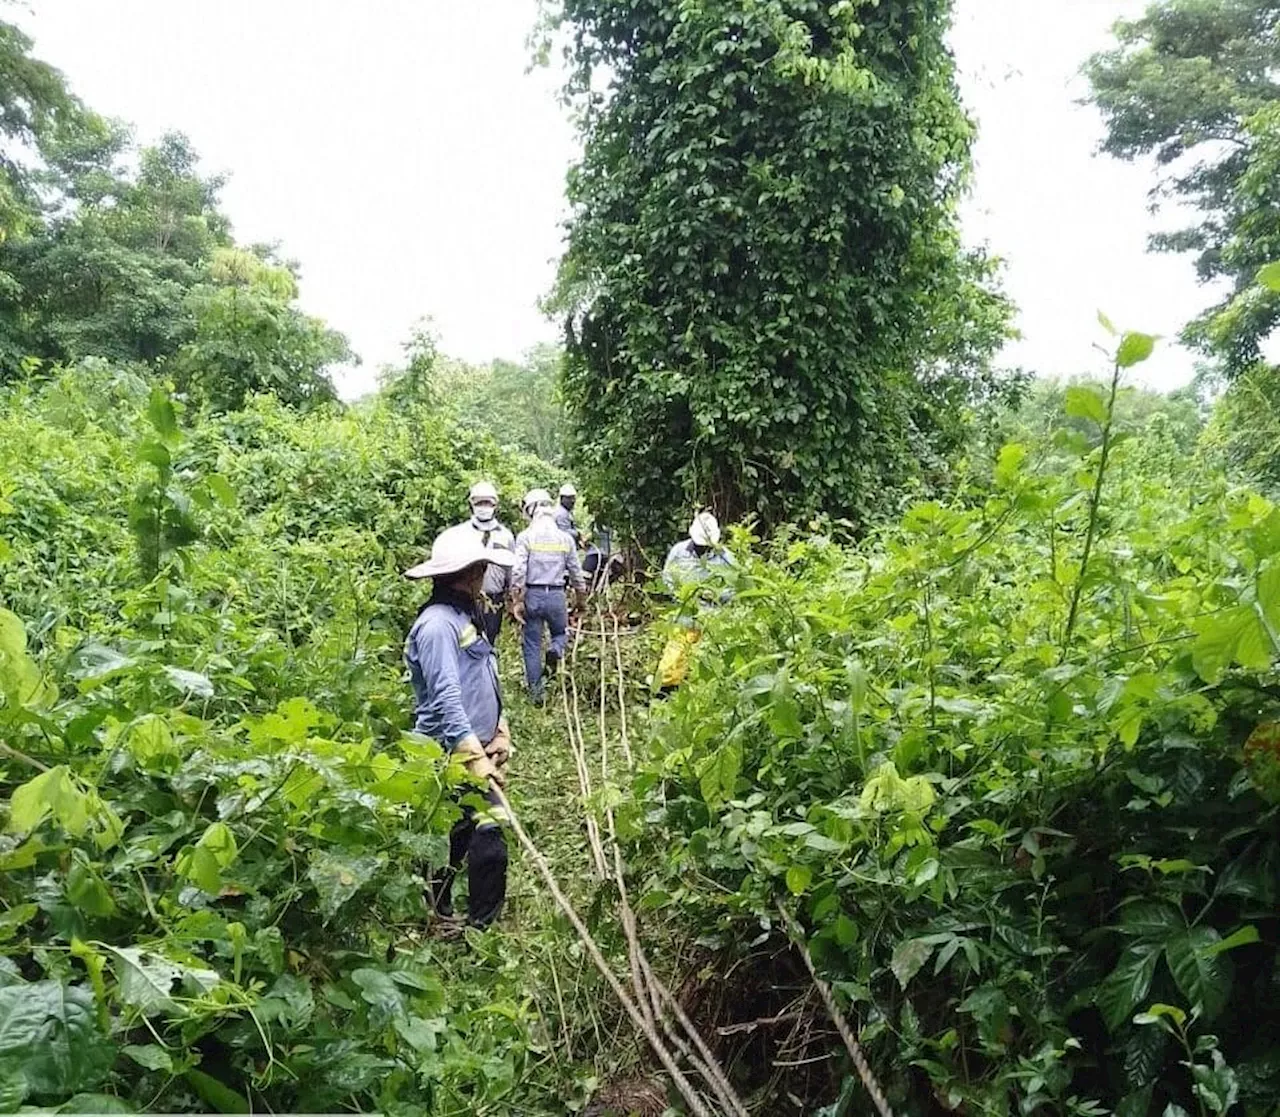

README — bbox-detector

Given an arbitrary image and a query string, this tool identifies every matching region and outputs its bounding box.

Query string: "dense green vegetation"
[4,1,1280,1115]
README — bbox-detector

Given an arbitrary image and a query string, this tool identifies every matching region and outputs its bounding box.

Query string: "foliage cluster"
[629,342,1280,1115]
[545,0,1016,544]
[0,364,588,1114]
[436,343,567,465]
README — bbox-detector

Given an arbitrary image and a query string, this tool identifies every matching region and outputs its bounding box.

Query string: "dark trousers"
[480,594,504,646]
[429,787,508,927]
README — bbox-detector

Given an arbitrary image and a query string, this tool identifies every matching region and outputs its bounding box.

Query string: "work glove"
[510,592,526,625]
[485,719,513,769]
[453,733,498,785]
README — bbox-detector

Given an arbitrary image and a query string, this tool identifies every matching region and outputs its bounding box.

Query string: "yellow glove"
[453,733,497,784]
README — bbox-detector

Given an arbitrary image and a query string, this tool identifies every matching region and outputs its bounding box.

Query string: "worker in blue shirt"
[511,488,587,704]
[404,527,516,928]
[554,483,581,545]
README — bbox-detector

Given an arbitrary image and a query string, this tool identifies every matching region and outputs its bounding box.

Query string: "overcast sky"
[13,0,1211,396]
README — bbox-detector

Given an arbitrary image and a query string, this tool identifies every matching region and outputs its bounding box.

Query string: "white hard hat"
[689,511,721,547]
[405,524,516,580]
[559,483,577,497]
[469,480,498,504]
[522,488,553,517]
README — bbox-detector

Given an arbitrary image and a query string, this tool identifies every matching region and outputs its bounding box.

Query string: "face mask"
[472,502,496,523]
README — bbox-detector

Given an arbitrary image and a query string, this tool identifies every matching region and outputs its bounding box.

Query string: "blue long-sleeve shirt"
[404,591,502,749]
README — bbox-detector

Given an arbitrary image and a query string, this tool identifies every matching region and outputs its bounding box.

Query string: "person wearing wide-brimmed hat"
[404,528,516,928]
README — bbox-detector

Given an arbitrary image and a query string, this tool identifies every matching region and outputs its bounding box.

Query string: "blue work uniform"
[513,510,586,701]
[404,585,507,926]
[663,539,736,611]
[554,503,580,545]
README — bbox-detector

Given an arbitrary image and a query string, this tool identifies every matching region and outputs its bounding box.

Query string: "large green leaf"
[1165,928,1232,1021]
[1096,944,1160,1032]
[1116,332,1157,368]
[1064,385,1109,425]
[890,938,934,990]
[308,852,381,920]
[102,946,182,1015]
[697,741,741,805]
[0,981,110,1099]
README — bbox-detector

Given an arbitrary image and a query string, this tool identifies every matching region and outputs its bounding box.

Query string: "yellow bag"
[658,627,702,688]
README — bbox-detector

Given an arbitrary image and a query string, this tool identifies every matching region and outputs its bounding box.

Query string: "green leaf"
[1118,901,1184,939]
[308,851,381,919]
[102,946,181,1015]
[122,1043,173,1072]
[176,821,238,895]
[1257,261,1280,292]
[7,766,90,838]
[135,438,171,469]
[184,1069,249,1114]
[1192,606,1272,682]
[1166,928,1232,1020]
[785,865,812,896]
[0,905,37,943]
[205,473,238,508]
[61,1092,135,1112]
[1064,385,1109,426]
[66,854,116,918]
[1202,924,1259,958]
[1098,310,1118,335]
[145,386,179,441]
[767,696,803,739]
[697,741,741,805]
[1097,945,1160,1032]
[0,981,111,1099]
[394,1014,446,1054]
[127,715,178,769]
[1191,1050,1238,1116]
[1116,332,1157,368]
[351,968,405,1021]
[994,442,1027,487]
[890,938,934,990]
[1134,1002,1187,1028]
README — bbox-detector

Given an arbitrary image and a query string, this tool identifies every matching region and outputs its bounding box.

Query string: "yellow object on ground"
[658,627,702,688]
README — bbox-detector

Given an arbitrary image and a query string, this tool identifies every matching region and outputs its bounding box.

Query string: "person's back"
[515,513,584,592]
[513,501,586,702]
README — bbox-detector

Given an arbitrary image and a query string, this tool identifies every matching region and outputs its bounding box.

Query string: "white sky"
[12,0,1211,397]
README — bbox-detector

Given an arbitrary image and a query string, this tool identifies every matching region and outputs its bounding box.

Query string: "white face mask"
[472,501,496,523]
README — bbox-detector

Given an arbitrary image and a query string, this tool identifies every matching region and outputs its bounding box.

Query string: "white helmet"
[469,480,498,504]
[523,487,553,517]
[559,483,577,498]
[689,511,721,547]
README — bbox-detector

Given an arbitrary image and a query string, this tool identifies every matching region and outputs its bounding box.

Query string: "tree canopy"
[545,0,1014,544]
[1086,0,1280,373]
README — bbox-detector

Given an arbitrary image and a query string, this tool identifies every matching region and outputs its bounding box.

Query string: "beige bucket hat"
[405,525,517,580]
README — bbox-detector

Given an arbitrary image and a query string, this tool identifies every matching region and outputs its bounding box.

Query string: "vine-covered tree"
[544,0,1013,542]
[1086,0,1280,373]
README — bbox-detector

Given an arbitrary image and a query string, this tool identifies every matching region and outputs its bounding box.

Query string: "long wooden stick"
[491,785,714,1117]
